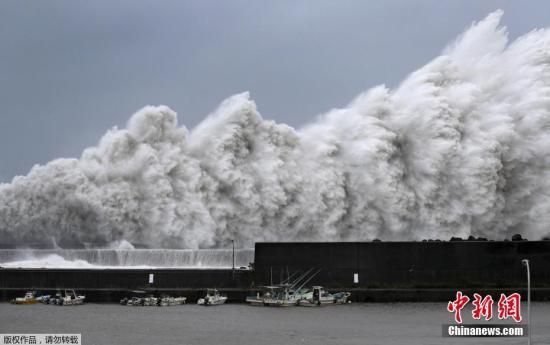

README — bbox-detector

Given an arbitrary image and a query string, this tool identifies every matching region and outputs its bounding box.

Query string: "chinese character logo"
[447,292,522,323]
[472,293,493,321]
[447,291,470,324]
[498,293,522,322]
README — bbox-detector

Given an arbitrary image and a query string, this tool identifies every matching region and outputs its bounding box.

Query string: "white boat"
[121,294,186,306]
[197,289,227,306]
[298,286,335,306]
[36,294,51,303]
[246,268,323,307]
[159,295,186,306]
[121,291,146,306]
[173,297,187,305]
[143,295,158,306]
[333,291,352,304]
[298,287,351,306]
[126,297,143,306]
[49,291,63,305]
[11,291,40,305]
[245,291,266,306]
[248,285,299,307]
[58,290,85,306]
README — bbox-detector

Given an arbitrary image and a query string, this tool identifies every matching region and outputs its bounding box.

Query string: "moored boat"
[159,295,186,306]
[245,290,266,306]
[120,290,146,306]
[197,289,227,306]
[173,296,187,305]
[143,295,159,306]
[333,291,352,304]
[120,293,186,306]
[11,291,39,305]
[59,289,85,305]
[48,290,85,305]
[246,268,323,307]
[298,286,335,306]
[261,285,299,307]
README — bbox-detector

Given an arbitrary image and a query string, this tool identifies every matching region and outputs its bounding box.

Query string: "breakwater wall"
[0,268,251,302]
[2,241,550,302]
[252,241,550,301]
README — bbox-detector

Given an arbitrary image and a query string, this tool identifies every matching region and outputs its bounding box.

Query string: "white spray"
[1,11,550,248]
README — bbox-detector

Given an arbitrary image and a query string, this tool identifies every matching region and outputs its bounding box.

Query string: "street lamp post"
[232,239,235,280]
[522,259,531,345]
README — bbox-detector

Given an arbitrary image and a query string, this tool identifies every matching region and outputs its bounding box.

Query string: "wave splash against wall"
[1,11,550,248]
[0,249,255,268]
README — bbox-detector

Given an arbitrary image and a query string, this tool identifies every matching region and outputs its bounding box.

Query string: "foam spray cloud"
[2,11,550,248]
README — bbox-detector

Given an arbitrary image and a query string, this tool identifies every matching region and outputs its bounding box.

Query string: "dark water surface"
[1,302,548,345]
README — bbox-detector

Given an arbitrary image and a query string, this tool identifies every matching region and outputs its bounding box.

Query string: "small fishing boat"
[246,285,299,307]
[246,268,322,307]
[60,290,85,305]
[197,289,227,306]
[120,290,146,306]
[127,297,144,306]
[333,291,352,304]
[120,297,130,305]
[143,295,159,306]
[246,286,288,306]
[298,286,336,306]
[11,291,40,305]
[120,293,186,306]
[49,291,63,305]
[49,290,85,306]
[262,285,300,307]
[159,295,186,306]
[173,296,187,305]
[245,289,267,306]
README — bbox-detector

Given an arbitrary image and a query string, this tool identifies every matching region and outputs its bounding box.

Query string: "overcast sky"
[1,1,549,182]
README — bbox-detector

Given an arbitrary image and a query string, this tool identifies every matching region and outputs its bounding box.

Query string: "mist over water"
[0,249,254,268]
[1,11,550,248]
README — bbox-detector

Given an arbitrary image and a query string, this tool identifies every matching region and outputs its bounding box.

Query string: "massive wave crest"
[2,11,550,248]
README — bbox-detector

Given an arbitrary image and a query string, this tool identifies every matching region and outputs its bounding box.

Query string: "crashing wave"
[1,10,550,248]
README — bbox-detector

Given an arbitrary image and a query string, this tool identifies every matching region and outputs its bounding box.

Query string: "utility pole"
[232,239,235,280]
[522,259,531,345]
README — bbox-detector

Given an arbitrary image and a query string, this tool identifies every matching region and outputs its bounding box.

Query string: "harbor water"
[1,302,548,345]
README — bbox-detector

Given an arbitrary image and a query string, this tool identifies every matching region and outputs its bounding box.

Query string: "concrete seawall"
[0,268,251,302]
[2,241,550,302]
[253,241,550,288]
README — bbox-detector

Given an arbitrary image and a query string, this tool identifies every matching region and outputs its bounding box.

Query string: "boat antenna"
[294,268,322,292]
[288,268,315,290]
[287,266,289,282]
[291,268,313,287]
[270,266,273,286]
[280,270,300,285]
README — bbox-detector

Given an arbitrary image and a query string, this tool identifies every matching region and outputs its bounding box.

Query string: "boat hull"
[245,297,265,306]
[197,297,227,306]
[262,298,297,307]
[298,298,336,306]
[61,297,85,306]
[11,299,38,305]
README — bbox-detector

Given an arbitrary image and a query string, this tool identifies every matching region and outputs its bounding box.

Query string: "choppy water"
[1,302,548,345]
[0,249,255,268]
